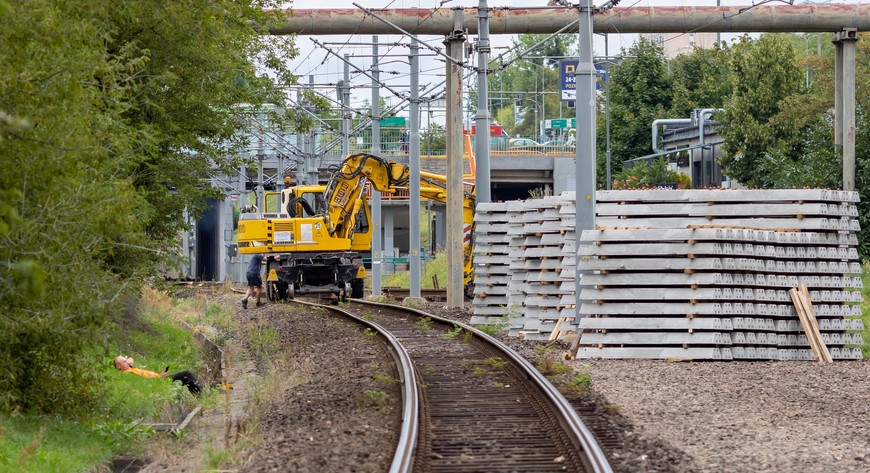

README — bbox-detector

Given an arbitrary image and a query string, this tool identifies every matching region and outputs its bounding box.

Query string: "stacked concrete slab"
[472,194,579,340]
[470,202,520,331]
[471,189,864,360]
[575,189,864,360]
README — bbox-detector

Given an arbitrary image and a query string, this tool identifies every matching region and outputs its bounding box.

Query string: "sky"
[275,0,853,122]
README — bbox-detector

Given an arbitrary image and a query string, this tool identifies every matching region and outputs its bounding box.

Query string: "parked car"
[508,138,545,152]
[541,140,576,151]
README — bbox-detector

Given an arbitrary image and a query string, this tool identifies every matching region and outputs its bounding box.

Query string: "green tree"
[600,38,672,185]
[668,44,733,116]
[489,34,576,137]
[421,123,447,155]
[0,0,297,413]
[718,35,804,186]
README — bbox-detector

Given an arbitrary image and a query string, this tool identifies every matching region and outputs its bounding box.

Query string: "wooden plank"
[789,286,832,363]
[548,318,566,341]
[799,284,833,363]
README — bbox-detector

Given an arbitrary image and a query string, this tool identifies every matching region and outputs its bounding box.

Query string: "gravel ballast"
[150,292,870,473]
[420,301,870,473]
[575,359,870,473]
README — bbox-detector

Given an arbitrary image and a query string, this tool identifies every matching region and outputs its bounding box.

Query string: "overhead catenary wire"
[312,38,410,100]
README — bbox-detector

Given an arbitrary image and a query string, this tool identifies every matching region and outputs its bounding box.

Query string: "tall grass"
[383,251,448,288]
[0,286,214,472]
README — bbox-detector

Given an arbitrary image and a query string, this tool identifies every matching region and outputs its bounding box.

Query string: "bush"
[612,157,689,189]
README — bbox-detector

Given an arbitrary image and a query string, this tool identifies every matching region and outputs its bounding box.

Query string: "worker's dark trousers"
[171,370,201,395]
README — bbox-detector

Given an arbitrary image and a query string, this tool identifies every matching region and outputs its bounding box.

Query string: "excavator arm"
[322,153,411,240]
[322,152,477,290]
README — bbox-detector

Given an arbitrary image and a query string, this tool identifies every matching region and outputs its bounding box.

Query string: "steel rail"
[352,298,614,473]
[269,5,870,36]
[294,299,419,473]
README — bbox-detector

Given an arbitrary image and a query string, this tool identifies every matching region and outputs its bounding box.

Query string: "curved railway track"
[294,298,612,473]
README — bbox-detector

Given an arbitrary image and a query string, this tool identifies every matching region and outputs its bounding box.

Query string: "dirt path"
[140,336,258,472]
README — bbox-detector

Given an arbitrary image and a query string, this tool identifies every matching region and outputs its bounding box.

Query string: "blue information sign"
[559,60,577,101]
[560,60,607,100]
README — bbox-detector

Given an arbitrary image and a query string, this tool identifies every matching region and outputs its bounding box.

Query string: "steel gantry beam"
[269,4,870,36]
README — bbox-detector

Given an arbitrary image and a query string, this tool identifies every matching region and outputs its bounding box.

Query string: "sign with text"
[544,118,577,129]
[560,60,577,101]
[560,60,607,100]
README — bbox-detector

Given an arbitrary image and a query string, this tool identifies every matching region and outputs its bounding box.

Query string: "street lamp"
[515,93,542,140]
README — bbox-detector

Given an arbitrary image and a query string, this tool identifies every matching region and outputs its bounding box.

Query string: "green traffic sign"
[545,118,576,129]
[379,117,407,127]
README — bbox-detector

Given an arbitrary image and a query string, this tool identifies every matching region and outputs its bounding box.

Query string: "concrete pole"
[605,34,611,190]
[295,88,305,185]
[342,55,351,157]
[474,0,492,203]
[224,193,233,282]
[236,163,245,281]
[277,127,284,190]
[256,116,264,205]
[409,40,422,298]
[307,74,319,185]
[445,8,466,309]
[837,29,858,191]
[833,38,843,147]
[574,0,596,321]
[385,211,394,261]
[371,36,383,296]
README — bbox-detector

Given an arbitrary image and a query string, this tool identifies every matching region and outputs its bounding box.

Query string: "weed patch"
[561,365,593,395]
[478,314,511,336]
[483,357,509,369]
[246,325,281,358]
[442,326,463,339]
[357,389,393,411]
[415,316,433,331]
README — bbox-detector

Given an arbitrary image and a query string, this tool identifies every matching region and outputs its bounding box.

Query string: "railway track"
[382,287,448,301]
[294,297,612,473]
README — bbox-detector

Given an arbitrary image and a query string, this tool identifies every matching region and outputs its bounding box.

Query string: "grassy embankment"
[383,251,448,289]
[0,287,232,472]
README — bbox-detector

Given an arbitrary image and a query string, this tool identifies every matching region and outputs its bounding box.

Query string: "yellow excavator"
[237,147,476,301]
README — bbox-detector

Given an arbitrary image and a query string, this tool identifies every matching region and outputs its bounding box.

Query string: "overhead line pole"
[574,0,596,327]
[341,55,351,158]
[409,39,422,299]
[445,8,466,309]
[475,0,492,204]
[371,36,383,297]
